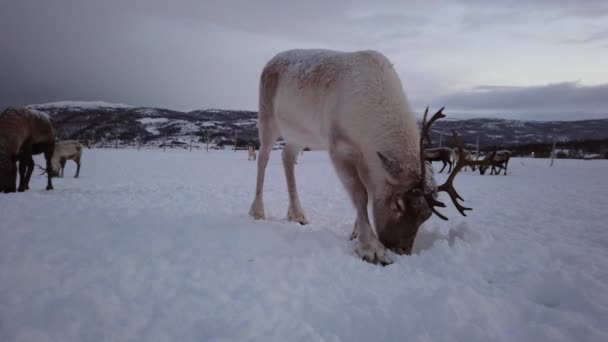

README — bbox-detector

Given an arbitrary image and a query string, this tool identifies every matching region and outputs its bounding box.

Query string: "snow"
[27,101,134,110]
[137,118,169,125]
[136,108,160,116]
[234,119,258,126]
[1,150,607,341]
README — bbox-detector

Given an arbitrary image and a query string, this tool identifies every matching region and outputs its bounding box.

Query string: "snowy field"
[1,149,607,342]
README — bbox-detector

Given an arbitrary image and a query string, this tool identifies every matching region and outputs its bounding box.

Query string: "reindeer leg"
[17,157,28,192]
[44,144,54,190]
[59,158,66,178]
[330,148,392,266]
[439,161,447,173]
[248,117,279,220]
[17,146,33,192]
[4,161,17,193]
[74,158,81,178]
[282,143,307,224]
[18,155,35,191]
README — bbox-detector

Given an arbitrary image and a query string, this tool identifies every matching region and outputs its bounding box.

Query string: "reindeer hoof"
[288,214,308,225]
[287,207,308,225]
[249,200,265,220]
[355,240,393,266]
[46,186,53,191]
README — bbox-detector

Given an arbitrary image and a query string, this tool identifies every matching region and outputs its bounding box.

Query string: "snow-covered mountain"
[25,101,608,150]
[26,101,259,148]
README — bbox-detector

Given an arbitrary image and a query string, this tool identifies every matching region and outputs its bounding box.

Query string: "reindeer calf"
[52,140,83,178]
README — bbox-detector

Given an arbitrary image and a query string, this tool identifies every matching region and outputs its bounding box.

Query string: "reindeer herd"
[423,146,512,176]
[0,106,84,193]
[2,48,518,265]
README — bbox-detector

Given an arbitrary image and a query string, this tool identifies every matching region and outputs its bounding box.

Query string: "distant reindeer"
[0,107,55,192]
[248,146,257,161]
[424,147,455,173]
[479,150,512,175]
[52,140,83,178]
[249,49,494,264]
[452,148,476,171]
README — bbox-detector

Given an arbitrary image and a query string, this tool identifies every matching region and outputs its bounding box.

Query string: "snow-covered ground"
[1,150,607,342]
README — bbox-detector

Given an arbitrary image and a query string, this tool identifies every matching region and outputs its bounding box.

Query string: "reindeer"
[248,146,257,161]
[424,147,455,173]
[0,106,55,192]
[479,150,512,175]
[452,148,476,171]
[51,140,83,178]
[248,49,492,265]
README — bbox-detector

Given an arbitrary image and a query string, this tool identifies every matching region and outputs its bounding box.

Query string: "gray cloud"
[438,82,608,120]
[562,28,608,44]
[1,0,607,120]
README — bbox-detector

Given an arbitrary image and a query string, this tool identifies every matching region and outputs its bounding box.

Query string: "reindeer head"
[374,107,495,254]
[478,152,496,175]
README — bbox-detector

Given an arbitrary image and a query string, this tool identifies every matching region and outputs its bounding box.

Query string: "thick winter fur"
[479,150,512,175]
[52,140,83,178]
[424,147,455,173]
[249,49,437,264]
[0,106,55,192]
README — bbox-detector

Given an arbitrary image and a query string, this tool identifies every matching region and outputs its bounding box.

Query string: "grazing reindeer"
[0,106,55,192]
[452,148,476,171]
[479,150,512,175]
[249,49,491,265]
[248,146,257,161]
[424,147,455,173]
[51,140,83,178]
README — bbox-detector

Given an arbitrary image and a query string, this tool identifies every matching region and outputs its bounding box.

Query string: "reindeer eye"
[395,198,405,212]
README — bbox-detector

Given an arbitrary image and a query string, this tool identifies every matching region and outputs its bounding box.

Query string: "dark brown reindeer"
[424,147,455,173]
[0,107,55,193]
[478,150,512,175]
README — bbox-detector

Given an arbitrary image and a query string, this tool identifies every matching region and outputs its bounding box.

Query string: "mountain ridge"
[22,101,608,150]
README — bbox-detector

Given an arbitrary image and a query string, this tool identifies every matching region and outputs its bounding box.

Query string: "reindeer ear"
[377,152,403,176]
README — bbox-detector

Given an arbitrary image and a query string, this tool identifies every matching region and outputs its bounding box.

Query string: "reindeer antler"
[419,108,495,220]
[432,131,497,219]
[36,164,50,176]
[419,106,445,190]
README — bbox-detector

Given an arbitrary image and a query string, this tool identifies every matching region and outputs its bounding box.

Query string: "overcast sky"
[1,0,607,120]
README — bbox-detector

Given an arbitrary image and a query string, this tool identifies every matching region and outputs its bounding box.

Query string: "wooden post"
[234,130,238,152]
[550,135,557,167]
[189,133,192,151]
